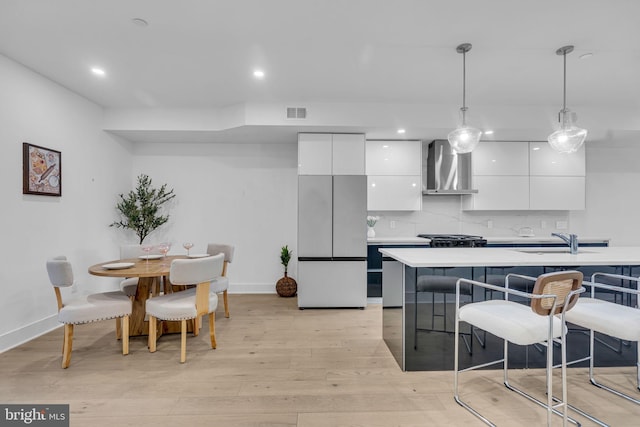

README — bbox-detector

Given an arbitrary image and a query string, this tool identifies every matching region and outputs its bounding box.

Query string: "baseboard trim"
[229,283,277,294]
[0,314,61,353]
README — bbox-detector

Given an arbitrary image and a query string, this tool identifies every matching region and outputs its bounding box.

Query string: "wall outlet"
[556,220,568,230]
[541,220,547,229]
[389,220,396,229]
[487,220,493,229]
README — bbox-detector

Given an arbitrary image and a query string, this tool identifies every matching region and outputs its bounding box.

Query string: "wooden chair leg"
[121,315,129,355]
[180,319,187,363]
[115,318,122,340]
[62,324,73,369]
[148,315,157,353]
[223,290,230,318]
[193,318,200,337]
[209,313,216,349]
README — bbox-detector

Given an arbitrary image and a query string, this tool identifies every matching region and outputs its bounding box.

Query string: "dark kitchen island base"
[382,258,639,371]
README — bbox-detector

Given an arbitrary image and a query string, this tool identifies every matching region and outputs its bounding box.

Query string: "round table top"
[88,255,186,278]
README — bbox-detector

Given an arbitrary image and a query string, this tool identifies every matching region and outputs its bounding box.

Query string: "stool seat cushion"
[146,288,219,321]
[565,298,640,342]
[58,291,132,325]
[459,300,563,346]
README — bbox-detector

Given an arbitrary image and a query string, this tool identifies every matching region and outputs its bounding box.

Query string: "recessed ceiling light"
[397,129,406,134]
[253,70,265,79]
[579,53,593,60]
[484,130,494,135]
[132,18,148,27]
[91,67,106,77]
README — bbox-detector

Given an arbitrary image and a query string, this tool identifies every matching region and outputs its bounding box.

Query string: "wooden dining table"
[88,255,189,337]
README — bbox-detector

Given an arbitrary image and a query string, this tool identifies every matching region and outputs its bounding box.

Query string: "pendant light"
[447,43,482,154]
[547,45,587,153]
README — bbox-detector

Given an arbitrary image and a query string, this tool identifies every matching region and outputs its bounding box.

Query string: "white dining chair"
[454,271,584,427]
[565,272,640,406]
[146,253,225,363]
[46,256,132,368]
[206,243,235,318]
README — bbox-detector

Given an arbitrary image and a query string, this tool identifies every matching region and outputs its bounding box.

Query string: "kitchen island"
[380,246,640,371]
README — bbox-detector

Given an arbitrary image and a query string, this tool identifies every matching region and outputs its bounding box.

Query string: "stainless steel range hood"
[422,140,478,195]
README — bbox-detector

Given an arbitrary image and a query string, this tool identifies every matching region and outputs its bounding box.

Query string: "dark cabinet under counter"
[367,242,430,297]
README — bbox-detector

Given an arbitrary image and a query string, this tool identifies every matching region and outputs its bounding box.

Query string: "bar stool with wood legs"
[454,271,584,427]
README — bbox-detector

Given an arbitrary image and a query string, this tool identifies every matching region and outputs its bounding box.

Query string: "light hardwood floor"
[1,294,639,426]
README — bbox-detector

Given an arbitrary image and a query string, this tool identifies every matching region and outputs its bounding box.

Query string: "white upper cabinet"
[365,140,422,211]
[472,141,529,176]
[367,175,422,211]
[463,140,586,211]
[366,140,421,175]
[332,133,365,175]
[298,133,332,175]
[463,176,530,211]
[529,142,586,176]
[298,133,365,175]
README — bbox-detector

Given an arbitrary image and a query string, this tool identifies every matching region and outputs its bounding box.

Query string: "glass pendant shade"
[448,43,481,154]
[448,124,482,154]
[548,110,587,153]
[548,45,587,154]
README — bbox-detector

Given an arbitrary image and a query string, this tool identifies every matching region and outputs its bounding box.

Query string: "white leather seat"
[206,243,235,318]
[454,271,584,426]
[564,272,640,406]
[146,253,225,363]
[46,256,132,369]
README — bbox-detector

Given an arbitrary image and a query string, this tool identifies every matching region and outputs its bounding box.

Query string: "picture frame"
[22,142,62,196]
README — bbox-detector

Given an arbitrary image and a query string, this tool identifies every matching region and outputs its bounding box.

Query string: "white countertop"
[486,236,610,244]
[379,246,640,268]
[367,237,429,244]
[368,236,610,245]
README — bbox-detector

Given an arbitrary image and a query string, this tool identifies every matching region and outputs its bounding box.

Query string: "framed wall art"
[22,142,62,196]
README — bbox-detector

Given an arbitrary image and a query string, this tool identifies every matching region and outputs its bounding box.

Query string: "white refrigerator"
[297,175,367,308]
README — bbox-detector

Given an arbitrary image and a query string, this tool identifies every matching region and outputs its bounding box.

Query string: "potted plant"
[110,174,176,244]
[276,245,297,297]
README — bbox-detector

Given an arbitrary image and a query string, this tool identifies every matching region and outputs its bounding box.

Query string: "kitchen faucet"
[551,232,579,254]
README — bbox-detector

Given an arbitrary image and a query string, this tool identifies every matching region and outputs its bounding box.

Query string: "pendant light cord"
[461,49,467,124]
[562,50,567,113]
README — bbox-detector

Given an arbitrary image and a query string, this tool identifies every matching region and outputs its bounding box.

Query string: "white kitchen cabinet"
[530,176,585,210]
[365,140,421,211]
[529,142,585,176]
[367,175,422,211]
[332,133,365,175]
[463,176,530,210]
[366,140,421,175]
[298,133,365,175]
[463,140,585,211]
[298,133,332,175]
[472,141,529,176]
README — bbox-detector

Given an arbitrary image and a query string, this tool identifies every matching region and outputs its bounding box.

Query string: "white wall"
[130,141,298,293]
[369,141,640,246]
[0,54,133,351]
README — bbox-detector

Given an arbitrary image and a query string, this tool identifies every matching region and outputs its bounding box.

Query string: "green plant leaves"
[110,174,176,244]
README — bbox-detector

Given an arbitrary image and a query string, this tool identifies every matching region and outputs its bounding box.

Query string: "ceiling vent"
[286,107,307,119]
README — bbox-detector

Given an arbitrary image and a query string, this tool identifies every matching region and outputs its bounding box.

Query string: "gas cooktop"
[417,234,487,248]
